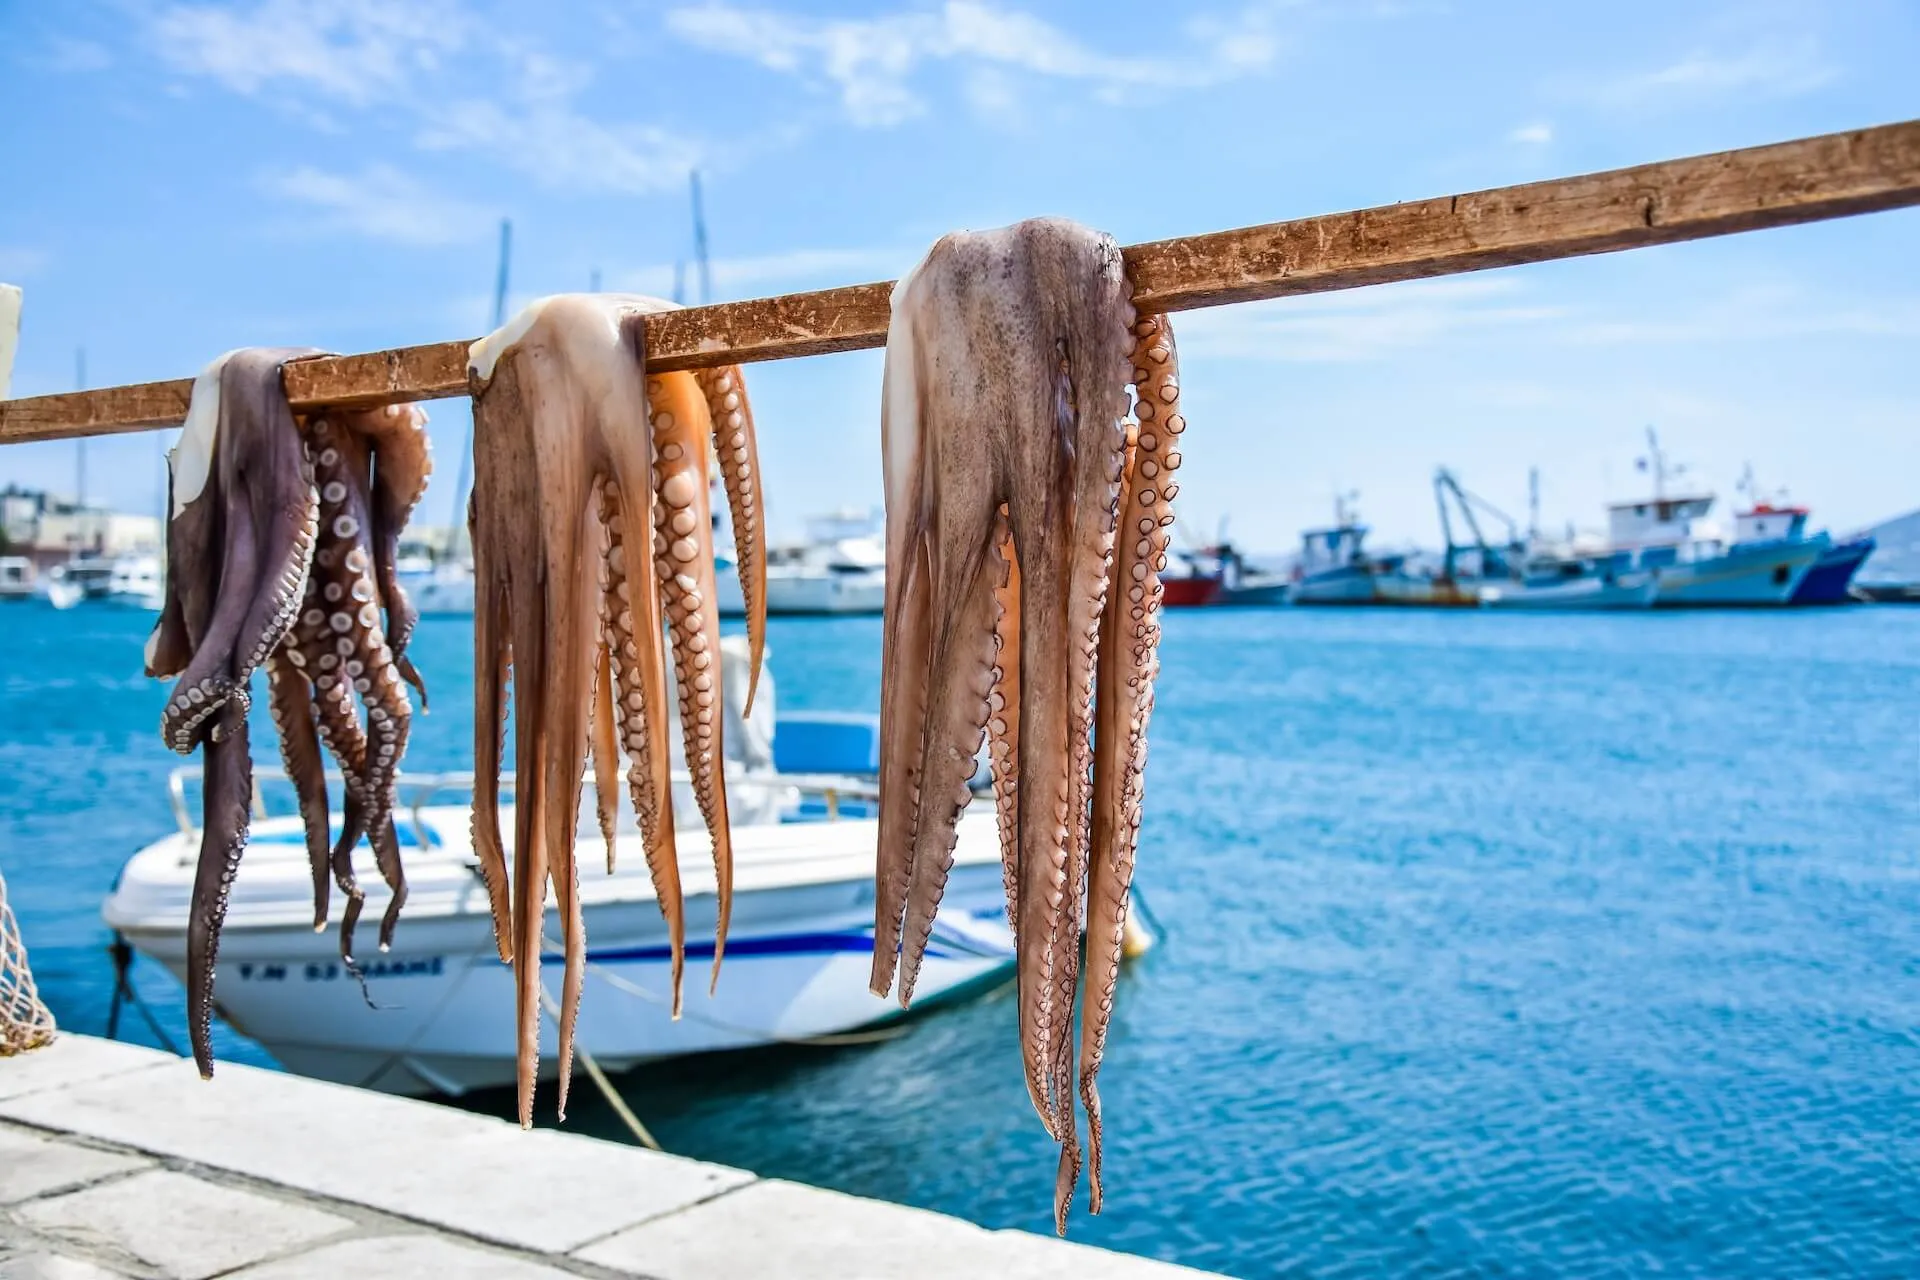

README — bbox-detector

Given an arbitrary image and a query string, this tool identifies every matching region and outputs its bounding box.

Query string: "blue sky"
[2,0,1915,550]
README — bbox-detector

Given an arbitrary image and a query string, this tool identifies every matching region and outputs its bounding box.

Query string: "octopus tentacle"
[648,371,735,988]
[355,403,434,707]
[186,701,251,1078]
[894,517,999,1007]
[694,365,766,713]
[160,483,260,752]
[598,477,684,1015]
[987,514,1022,936]
[1080,313,1181,1213]
[266,650,331,931]
[470,516,514,964]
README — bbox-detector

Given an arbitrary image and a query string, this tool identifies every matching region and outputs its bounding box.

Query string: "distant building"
[0,485,162,569]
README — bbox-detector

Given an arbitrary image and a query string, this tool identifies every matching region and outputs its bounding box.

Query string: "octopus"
[146,349,433,1077]
[146,348,322,1078]
[465,294,765,1127]
[871,219,1182,1232]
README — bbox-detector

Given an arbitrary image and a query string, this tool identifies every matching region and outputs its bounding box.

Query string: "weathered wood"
[4,120,1916,444]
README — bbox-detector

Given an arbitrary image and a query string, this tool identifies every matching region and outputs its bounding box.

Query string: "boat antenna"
[691,170,712,305]
[1644,424,1665,500]
[444,217,510,565]
[1527,466,1540,542]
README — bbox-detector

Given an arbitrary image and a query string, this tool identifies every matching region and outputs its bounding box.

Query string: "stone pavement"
[0,1036,1215,1279]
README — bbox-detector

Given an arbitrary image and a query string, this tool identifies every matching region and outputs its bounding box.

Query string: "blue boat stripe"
[554,920,1013,966]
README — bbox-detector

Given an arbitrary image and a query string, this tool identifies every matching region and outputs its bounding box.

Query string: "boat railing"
[164,763,892,846]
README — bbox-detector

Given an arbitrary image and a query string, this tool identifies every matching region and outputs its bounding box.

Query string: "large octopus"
[465,293,765,1127]
[147,349,432,1076]
[871,219,1182,1232]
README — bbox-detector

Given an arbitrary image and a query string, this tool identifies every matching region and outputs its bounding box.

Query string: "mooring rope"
[0,862,56,1055]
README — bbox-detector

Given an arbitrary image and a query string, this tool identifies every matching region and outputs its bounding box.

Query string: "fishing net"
[0,862,55,1055]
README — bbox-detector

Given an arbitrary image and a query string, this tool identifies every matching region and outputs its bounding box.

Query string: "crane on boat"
[1433,468,1525,583]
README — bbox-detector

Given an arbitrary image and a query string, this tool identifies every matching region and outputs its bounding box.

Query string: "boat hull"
[1214,579,1290,606]
[763,571,886,615]
[1161,576,1223,607]
[1652,540,1823,607]
[1480,573,1658,610]
[1290,568,1376,605]
[1788,536,1874,605]
[105,804,1011,1096]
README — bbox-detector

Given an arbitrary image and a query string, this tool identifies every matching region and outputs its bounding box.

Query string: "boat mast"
[1527,466,1540,544]
[691,171,712,306]
[445,218,511,565]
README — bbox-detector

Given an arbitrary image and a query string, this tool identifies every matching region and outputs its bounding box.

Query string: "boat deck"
[1,1035,1213,1279]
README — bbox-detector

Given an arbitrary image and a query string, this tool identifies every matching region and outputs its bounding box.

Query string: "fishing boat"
[1730,497,1873,606]
[101,641,1022,1097]
[1289,496,1380,605]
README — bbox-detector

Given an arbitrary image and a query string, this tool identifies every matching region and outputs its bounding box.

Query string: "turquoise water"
[4,603,1917,1277]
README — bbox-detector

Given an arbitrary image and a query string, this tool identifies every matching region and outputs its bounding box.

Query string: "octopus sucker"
[693,364,766,714]
[150,350,433,1076]
[874,221,1171,1231]
[1079,315,1181,1216]
[468,293,759,1122]
[354,400,434,708]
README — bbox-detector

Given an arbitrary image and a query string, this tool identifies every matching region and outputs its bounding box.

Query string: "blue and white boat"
[1290,497,1380,605]
[1731,500,1874,605]
[101,639,1028,1097]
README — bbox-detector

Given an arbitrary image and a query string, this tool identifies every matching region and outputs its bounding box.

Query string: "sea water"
[3,603,1916,1278]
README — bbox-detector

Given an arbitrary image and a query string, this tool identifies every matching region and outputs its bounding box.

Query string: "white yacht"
[762,510,887,616]
[103,554,165,611]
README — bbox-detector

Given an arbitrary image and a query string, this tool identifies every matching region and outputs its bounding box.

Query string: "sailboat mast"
[444,218,511,564]
[691,171,712,306]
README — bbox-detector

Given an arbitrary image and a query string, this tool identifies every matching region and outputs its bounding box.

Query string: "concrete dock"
[1,1035,1214,1279]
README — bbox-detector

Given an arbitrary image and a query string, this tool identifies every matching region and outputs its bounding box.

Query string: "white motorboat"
[763,511,888,616]
[0,555,35,602]
[103,554,165,610]
[103,767,1012,1097]
[400,561,477,616]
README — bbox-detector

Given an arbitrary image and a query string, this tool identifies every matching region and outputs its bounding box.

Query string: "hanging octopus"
[872,218,1182,1232]
[147,348,322,1078]
[148,350,433,1077]
[465,293,766,1127]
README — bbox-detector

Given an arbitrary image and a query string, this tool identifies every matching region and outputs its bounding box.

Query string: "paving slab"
[573,1178,1209,1280]
[0,1253,137,1279]
[0,1126,149,1205]
[226,1235,580,1279]
[0,1057,751,1254]
[15,1170,349,1280]
[0,1040,174,1103]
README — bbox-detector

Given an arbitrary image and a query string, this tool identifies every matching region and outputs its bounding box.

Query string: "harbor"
[6,601,1917,1274]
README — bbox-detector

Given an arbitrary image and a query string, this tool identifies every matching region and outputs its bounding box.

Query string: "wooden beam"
[4,120,1916,445]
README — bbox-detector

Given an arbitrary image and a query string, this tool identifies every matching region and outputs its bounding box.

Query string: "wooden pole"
[2,120,1915,446]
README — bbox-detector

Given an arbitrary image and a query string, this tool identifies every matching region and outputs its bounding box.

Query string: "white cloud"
[152,0,469,106]
[0,248,51,280]
[1572,41,1837,110]
[612,246,913,299]
[1509,122,1552,145]
[261,164,491,245]
[415,102,700,195]
[148,1,704,195]
[664,0,1283,126]
[1174,276,1567,363]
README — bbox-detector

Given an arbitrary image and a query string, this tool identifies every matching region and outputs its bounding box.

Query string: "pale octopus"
[872,219,1182,1231]
[465,294,766,1126]
[147,348,432,1076]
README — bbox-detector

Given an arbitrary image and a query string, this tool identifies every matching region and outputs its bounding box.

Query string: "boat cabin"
[1731,503,1810,545]
[1297,524,1369,574]
[1605,494,1714,549]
